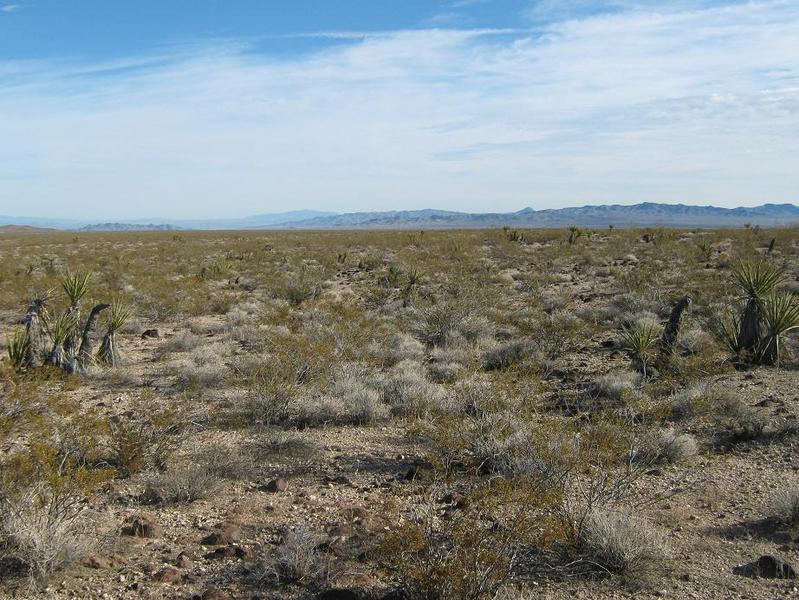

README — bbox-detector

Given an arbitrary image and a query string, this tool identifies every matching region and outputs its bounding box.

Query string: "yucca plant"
[732,260,784,354]
[6,330,32,372]
[620,320,661,378]
[758,292,799,367]
[45,312,77,369]
[60,270,91,359]
[715,309,742,358]
[98,299,131,366]
[406,267,423,287]
[60,270,91,308]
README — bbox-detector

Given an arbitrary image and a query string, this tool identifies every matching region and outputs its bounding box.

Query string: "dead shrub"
[0,482,97,582]
[142,464,220,504]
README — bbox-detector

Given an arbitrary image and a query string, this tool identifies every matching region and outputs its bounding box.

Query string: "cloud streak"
[0,1,796,219]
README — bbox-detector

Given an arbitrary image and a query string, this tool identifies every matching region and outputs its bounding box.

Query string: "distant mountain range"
[1,203,797,231]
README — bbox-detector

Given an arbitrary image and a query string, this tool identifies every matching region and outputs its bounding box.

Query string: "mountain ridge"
[1,203,797,231]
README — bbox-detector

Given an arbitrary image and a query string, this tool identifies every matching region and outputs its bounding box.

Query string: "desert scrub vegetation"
[1,226,799,597]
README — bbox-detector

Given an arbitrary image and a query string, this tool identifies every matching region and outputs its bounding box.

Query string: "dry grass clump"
[156,330,203,355]
[715,394,769,442]
[369,333,426,367]
[636,428,698,465]
[592,370,640,403]
[581,508,670,577]
[255,529,330,586]
[253,429,317,459]
[379,360,446,417]
[170,343,230,390]
[482,340,536,371]
[771,481,799,526]
[142,463,220,504]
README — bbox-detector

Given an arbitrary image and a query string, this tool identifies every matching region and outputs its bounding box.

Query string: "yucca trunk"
[658,295,691,359]
[736,298,761,355]
[77,303,110,369]
[98,332,120,366]
[23,306,46,368]
[62,305,81,363]
[45,342,66,370]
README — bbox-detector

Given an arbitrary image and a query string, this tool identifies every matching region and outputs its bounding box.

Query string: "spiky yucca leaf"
[619,320,661,377]
[759,293,799,366]
[50,312,77,345]
[60,270,91,307]
[6,330,31,371]
[732,261,784,301]
[107,299,131,334]
[714,309,742,356]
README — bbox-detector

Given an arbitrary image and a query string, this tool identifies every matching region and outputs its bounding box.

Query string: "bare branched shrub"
[369,333,426,367]
[381,485,540,600]
[105,412,180,477]
[581,508,670,577]
[142,464,220,504]
[0,482,96,581]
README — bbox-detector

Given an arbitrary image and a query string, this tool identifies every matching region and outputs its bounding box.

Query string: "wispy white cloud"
[0,1,797,219]
[1,4,21,13]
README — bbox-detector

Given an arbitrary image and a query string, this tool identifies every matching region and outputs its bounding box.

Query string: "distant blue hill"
[2,204,798,231]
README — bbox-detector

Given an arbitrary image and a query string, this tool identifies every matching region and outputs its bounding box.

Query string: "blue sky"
[0,1,797,219]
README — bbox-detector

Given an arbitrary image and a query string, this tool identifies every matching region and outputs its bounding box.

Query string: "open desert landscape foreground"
[1,226,799,599]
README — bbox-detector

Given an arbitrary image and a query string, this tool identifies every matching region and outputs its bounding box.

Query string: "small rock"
[317,590,361,600]
[81,554,128,569]
[121,514,162,538]
[141,329,160,339]
[734,555,797,579]
[201,589,232,600]
[175,552,193,569]
[263,478,288,493]
[151,566,182,584]
[204,545,250,560]
[201,522,241,546]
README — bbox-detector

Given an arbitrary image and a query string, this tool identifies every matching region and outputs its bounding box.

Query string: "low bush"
[581,508,670,577]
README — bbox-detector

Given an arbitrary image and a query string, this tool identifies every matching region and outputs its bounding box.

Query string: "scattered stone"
[324,474,353,486]
[175,551,193,569]
[317,589,361,600]
[151,566,182,584]
[141,329,160,339]
[734,555,796,579]
[201,522,241,546]
[121,514,162,538]
[204,545,250,560]
[263,478,288,493]
[81,554,128,569]
[201,589,232,600]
